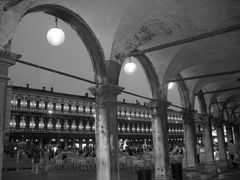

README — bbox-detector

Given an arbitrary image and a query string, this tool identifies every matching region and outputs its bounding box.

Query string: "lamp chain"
[55,17,58,28]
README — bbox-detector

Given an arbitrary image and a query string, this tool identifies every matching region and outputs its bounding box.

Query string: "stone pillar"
[226,123,234,167]
[151,100,172,180]
[233,126,240,145]
[215,120,228,171]
[39,136,43,149]
[201,116,217,179]
[182,109,200,180]
[72,138,76,148]
[202,116,215,165]
[89,83,123,180]
[0,50,17,180]
[226,123,233,145]
[64,139,68,150]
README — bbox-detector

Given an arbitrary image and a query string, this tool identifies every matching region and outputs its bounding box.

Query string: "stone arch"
[117,54,161,101]
[197,91,208,114]
[134,54,161,100]
[174,74,191,109]
[10,4,106,83]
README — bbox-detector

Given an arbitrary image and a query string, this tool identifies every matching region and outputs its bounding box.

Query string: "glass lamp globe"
[47,27,65,46]
[124,61,137,75]
[168,82,175,90]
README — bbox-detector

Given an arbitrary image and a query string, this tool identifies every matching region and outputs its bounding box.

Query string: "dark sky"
[9,13,189,110]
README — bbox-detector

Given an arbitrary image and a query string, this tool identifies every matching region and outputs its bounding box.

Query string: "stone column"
[64,139,68,150]
[202,116,217,178]
[215,120,228,171]
[233,126,240,145]
[202,116,215,165]
[226,123,233,145]
[0,50,17,180]
[182,109,200,180]
[151,100,172,180]
[89,83,123,180]
[39,136,43,149]
[226,123,234,167]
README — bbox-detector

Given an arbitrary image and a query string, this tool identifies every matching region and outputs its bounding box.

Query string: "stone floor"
[3,168,240,180]
[2,169,138,180]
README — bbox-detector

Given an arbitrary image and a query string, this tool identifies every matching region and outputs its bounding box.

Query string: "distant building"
[4,85,201,150]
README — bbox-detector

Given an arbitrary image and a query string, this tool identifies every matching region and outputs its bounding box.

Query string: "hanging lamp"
[47,17,65,46]
[124,56,137,75]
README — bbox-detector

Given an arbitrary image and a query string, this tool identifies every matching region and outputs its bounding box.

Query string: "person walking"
[42,147,49,175]
[229,140,238,168]
[32,147,41,175]
[196,143,201,163]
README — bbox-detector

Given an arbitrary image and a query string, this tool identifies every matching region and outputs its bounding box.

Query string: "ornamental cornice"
[149,100,171,109]
[212,118,225,127]
[182,108,196,124]
[0,49,21,60]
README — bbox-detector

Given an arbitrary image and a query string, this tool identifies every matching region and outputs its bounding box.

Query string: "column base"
[216,160,228,173]
[200,163,218,180]
[182,168,201,180]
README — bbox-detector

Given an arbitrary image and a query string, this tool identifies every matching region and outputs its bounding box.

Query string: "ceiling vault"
[130,24,240,56]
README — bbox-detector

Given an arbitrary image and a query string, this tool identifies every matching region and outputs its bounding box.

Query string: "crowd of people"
[7,139,240,176]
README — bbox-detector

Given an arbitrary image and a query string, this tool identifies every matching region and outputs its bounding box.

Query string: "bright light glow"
[47,27,65,46]
[168,82,175,90]
[124,62,137,75]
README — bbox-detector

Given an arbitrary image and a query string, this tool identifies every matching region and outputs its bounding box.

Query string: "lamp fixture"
[124,56,137,75]
[47,17,65,46]
[168,82,175,90]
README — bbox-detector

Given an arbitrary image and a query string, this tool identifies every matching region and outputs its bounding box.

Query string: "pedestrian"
[229,140,238,168]
[42,147,49,175]
[32,147,41,175]
[196,143,201,163]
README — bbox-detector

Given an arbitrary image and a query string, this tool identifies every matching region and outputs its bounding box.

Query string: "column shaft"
[0,50,17,180]
[0,77,8,180]
[151,101,172,180]
[201,116,217,180]
[182,109,200,180]
[226,125,233,145]
[183,110,198,168]
[202,116,214,165]
[216,121,228,170]
[233,126,240,145]
[89,84,123,180]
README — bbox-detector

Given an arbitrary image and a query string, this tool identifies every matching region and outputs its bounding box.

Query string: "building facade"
[5,85,202,151]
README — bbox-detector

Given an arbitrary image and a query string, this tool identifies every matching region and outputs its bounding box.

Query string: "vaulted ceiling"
[1,0,240,118]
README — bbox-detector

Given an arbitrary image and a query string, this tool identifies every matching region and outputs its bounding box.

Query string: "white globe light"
[168,82,175,90]
[47,27,65,46]
[124,62,137,75]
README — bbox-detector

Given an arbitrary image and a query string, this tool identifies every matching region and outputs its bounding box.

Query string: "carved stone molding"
[0,49,21,60]
[89,83,124,104]
[150,100,170,116]
[182,108,196,125]
[2,0,26,11]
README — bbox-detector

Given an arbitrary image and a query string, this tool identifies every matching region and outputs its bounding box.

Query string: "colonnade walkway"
[3,168,240,180]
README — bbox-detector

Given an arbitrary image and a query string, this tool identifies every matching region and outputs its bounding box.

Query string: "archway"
[9,12,96,96]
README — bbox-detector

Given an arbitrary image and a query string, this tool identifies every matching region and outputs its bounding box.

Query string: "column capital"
[213,118,225,128]
[0,50,19,77]
[224,121,234,128]
[89,83,124,103]
[0,49,21,62]
[150,100,170,116]
[201,115,210,125]
[182,108,196,124]
[150,100,171,109]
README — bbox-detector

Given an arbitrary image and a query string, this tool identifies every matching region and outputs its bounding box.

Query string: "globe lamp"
[47,17,65,46]
[168,82,175,90]
[124,57,137,75]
